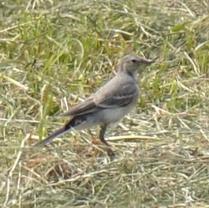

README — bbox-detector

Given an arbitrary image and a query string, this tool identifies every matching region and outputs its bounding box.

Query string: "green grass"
[1,0,209,207]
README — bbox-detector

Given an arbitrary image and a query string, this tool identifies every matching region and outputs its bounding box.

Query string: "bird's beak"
[141,58,154,65]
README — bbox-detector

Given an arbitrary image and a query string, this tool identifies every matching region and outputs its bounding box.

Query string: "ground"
[1,0,209,207]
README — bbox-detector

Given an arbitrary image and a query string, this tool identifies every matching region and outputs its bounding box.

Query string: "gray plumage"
[35,54,153,150]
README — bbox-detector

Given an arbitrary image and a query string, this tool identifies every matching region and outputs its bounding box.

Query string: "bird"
[35,54,153,154]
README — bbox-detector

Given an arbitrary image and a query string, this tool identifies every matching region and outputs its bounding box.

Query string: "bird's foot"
[106,147,115,160]
[91,137,115,159]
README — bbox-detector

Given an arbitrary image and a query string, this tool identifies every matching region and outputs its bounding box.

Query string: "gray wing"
[61,97,98,116]
[94,81,138,108]
[62,75,138,116]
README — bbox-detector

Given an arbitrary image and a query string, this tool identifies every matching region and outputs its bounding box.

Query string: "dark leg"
[99,124,115,158]
[99,124,109,146]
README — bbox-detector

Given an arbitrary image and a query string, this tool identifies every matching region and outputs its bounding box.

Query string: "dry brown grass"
[1,0,209,207]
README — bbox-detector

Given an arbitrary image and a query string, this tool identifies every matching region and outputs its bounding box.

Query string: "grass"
[1,0,209,207]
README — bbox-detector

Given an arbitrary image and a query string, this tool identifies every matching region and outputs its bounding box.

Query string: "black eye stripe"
[131,59,137,63]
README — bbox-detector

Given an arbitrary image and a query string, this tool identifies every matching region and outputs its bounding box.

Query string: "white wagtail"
[35,54,153,152]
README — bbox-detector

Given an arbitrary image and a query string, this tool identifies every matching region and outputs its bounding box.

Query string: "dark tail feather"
[34,115,86,147]
[34,119,74,147]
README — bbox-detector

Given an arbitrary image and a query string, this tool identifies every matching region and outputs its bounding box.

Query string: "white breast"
[100,102,137,124]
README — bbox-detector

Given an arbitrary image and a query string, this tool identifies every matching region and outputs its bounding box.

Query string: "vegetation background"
[1,0,209,207]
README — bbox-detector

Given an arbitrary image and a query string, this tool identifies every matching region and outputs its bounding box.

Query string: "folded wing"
[94,81,138,108]
[61,97,98,116]
[62,77,138,116]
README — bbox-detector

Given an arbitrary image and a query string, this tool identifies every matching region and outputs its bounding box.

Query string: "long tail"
[35,116,80,147]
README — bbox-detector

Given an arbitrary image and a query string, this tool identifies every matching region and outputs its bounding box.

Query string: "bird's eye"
[131,59,137,63]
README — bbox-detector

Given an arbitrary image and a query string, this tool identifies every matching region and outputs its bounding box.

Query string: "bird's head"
[118,54,153,76]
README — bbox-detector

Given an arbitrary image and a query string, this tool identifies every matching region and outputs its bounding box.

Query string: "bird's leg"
[99,124,115,158]
[99,124,109,146]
